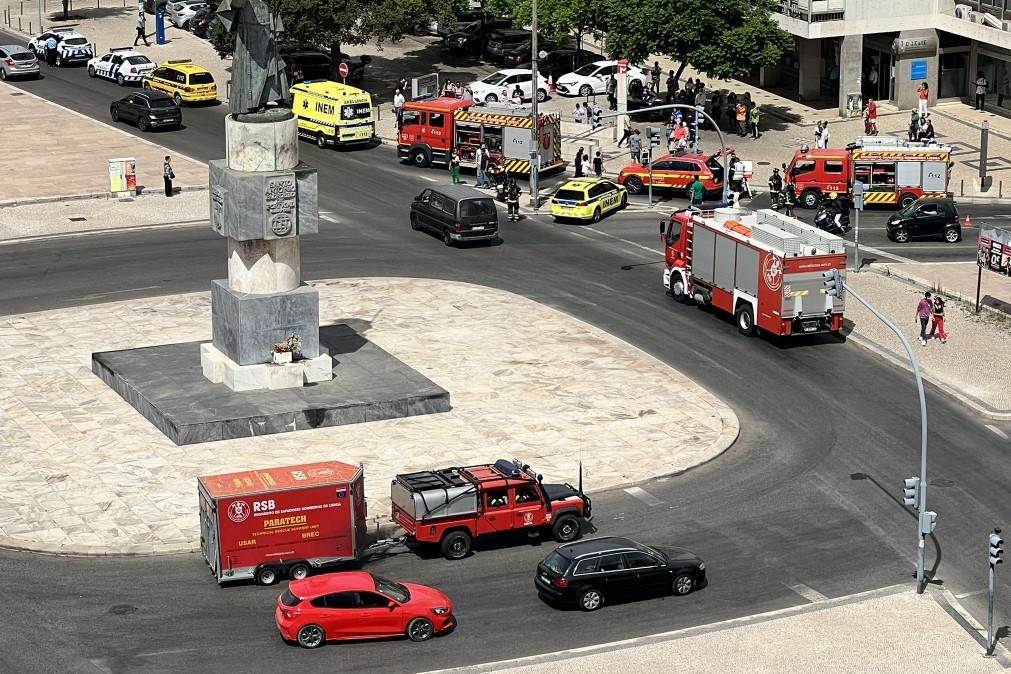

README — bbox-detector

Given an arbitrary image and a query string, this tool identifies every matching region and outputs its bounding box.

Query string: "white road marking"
[583,225,663,256]
[0,220,209,246]
[319,214,339,223]
[418,175,439,182]
[986,424,1009,440]
[623,486,664,506]
[788,583,829,603]
[566,229,594,240]
[76,285,161,301]
[955,589,988,599]
[854,244,918,264]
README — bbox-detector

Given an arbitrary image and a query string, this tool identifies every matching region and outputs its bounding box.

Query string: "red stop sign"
[338,62,350,79]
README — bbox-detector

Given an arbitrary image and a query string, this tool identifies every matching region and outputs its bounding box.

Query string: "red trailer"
[198,460,367,586]
[661,207,847,337]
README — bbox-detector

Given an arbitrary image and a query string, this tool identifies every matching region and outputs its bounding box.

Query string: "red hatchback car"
[276,571,455,649]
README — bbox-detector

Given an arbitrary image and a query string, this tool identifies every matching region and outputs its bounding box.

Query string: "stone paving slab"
[0,81,206,202]
[0,278,738,554]
[427,586,1006,674]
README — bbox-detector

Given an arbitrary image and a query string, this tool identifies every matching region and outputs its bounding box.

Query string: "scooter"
[814,205,850,235]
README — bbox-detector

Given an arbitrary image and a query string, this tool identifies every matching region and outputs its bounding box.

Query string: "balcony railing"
[775,0,845,23]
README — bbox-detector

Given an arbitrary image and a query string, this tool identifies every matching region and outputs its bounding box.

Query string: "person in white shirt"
[393,88,406,128]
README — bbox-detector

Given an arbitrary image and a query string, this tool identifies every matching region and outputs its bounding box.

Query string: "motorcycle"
[814,204,850,235]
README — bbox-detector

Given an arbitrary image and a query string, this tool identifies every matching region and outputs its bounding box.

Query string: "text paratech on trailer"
[198,460,367,585]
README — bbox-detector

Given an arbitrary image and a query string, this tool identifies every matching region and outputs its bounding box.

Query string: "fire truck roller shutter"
[896,161,921,188]
[691,226,717,285]
[922,161,948,192]
[713,234,737,291]
[734,246,759,296]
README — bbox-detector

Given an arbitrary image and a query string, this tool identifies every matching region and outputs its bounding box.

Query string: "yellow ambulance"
[289,81,376,149]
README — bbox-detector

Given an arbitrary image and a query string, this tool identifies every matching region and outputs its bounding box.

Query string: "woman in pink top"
[917,83,929,116]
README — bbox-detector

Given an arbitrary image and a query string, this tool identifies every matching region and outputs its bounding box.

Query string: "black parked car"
[110,91,181,131]
[515,48,598,81]
[535,536,706,611]
[484,28,532,62]
[886,196,961,243]
[443,18,512,55]
[277,43,370,84]
[189,6,212,37]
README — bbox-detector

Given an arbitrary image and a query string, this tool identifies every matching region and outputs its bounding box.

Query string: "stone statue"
[215,0,289,114]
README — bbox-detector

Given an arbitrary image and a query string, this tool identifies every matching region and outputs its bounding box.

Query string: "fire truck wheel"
[256,566,279,585]
[892,228,910,243]
[288,563,310,580]
[736,304,757,337]
[944,227,961,243]
[800,189,821,209]
[670,277,688,303]
[578,588,603,611]
[441,530,472,559]
[536,88,547,103]
[296,624,326,649]
[623,176,643,195]
[407,617,436,642]
[578,84,593,97]
[591,207,602,223]
[552,515,581,542]
[410,148,431,168]
[900,193,917,209]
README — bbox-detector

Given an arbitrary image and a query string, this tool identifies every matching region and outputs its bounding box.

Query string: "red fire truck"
[198,461,367,586]
[397,96,564,175]
[391,458,591,559]
[661,207,847,337]
[785,137,951,209]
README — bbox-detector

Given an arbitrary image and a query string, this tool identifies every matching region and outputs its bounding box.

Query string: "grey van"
[411,186,500,246]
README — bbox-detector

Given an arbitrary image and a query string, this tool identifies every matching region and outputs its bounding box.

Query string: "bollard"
[18,15,20,30]
[961,179,964,196]
[1001,181,1004,199]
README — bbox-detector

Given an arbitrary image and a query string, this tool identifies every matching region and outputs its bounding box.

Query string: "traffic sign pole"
[853,180,864,272]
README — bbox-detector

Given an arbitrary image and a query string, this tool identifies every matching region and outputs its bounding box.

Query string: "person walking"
[768,167,783,209]
[449,148,461,184]
[908,109,920,142]
[617,115,632,148]
[650,61,661,94]
[690,175,705,208]
[581,153,591,179]
[782,182,796,217]
[818,121,831,149]
[975,71,989,111]
[866,98,878,136]
[929,295,947,343]
[476,144,490,188]
[393,88,406,129]
[665,70,677,104]
[725,92,737,131]
[573,103,585,124]
[163,155,175,197]
[916,291,933,346]
[592,151,603,178]
[134,12,150,47]
[917,82,929,115]
[506,179,521,222]
[606,73,617,111]
[735,101,747,137]
[628,129,642,164]
[45,34,57,66]
[573,147,585,178]
[749,103,761,139]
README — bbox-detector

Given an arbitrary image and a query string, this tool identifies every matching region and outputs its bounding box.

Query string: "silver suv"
[0,45,39,80]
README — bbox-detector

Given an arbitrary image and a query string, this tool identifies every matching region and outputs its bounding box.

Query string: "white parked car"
[167,1,208,29]
[467,68,551,104]
[555,60,647,97]
[27,27,93,67]
[87,48,156,85]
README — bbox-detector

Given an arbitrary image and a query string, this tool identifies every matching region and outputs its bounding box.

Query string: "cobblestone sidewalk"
[0,278,738,555]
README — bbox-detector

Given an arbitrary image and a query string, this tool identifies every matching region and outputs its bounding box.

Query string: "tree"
[485,0,608,55]
[601,0,792,82]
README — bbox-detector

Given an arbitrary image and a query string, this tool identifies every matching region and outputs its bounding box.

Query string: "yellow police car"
[142,59,217,105]
[550,177,628,222]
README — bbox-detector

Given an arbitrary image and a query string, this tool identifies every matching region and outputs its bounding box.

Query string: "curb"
[933,587,1011,665]
[0,185,208,209]
[848,265,1011,421]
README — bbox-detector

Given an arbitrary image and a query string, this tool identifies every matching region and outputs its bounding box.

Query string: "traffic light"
[902,477,920,508]
[591,105,602,129]
[990,529,1004,568]
[919,510,937,535]
[822,268,844,298]
[646,127,661,148]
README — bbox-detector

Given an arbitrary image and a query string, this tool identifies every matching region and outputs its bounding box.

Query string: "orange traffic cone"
[964,215,973,227]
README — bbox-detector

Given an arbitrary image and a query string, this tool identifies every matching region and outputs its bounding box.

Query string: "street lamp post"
[528,0,539,208]
[844,282,930,593]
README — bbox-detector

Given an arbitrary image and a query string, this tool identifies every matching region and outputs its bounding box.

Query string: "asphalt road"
[4,36,1011,673]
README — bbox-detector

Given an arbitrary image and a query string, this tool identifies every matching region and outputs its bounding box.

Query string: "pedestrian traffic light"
[591,105,602,129]
[902,477,920,508]
[990,529,1004,568]
[646,127,661,148]
[822,268,844,298]
[919,510,937,535]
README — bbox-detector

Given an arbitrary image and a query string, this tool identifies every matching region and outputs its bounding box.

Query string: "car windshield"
[149,98,176,108]
[126,56,151,65]
[374,575,410,603]
[542,551,570,575]
[480,72,506,85]
[554,188,585,200]
[280,590,301,607]
[189,72,214,84]
[572,63,599,76]
[64,37,88,45]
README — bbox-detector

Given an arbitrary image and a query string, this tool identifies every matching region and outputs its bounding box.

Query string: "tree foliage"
[485,0,607,49]
[602,0,792,80]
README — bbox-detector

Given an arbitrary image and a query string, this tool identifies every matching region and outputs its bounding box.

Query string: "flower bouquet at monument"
[271,333,302,364]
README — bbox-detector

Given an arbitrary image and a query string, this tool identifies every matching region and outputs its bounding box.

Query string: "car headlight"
[431,607,450,615]
[698,562,705,571]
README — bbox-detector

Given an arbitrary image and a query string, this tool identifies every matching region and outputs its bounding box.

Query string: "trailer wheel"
[288,563,310,581]
[900,192,917,209]
[800,188,821,209]
[552,514,581,542]
[736,304,757,337]
[256,566,278,585]
[440,530,472,560]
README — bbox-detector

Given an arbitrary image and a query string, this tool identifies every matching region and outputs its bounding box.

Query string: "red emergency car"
[617,150,729,198]
[276,571,454,648]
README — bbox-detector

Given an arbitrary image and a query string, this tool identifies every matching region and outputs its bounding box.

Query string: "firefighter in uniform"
[768,167,783,210]
[781,182,796,217]
[506,178,521,222]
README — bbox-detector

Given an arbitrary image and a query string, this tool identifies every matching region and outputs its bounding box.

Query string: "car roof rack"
[166,59,192,64]
[110,47,135,52]
[52,26,76,32]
